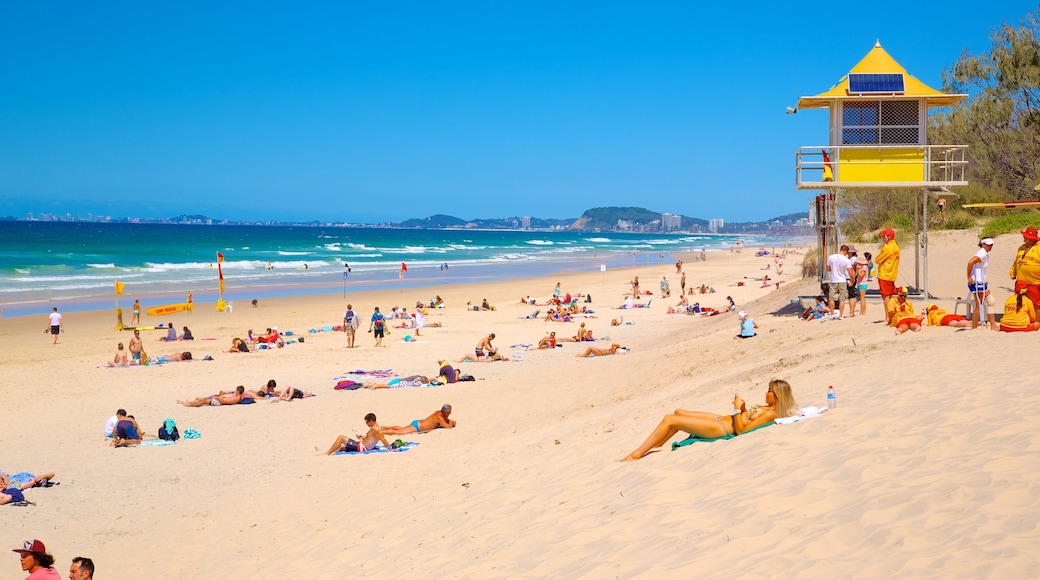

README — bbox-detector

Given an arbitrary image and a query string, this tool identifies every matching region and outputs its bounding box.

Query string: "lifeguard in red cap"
[875,228,900,319]
[1010,226,1040,306]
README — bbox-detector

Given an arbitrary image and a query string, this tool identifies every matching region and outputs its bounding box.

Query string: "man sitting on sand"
[179,386,247,407]
[381,404,456,435]
[576,343,626,357]
[316,413,395,455]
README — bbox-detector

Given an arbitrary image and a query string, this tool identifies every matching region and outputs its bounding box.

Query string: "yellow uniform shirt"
[876,240,900,282]
[887,297,917,327]
[1001,295,1036,330]
[926,308,949,326]
[1010,243,1040,285]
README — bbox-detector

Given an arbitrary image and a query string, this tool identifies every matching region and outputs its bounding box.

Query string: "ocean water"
[0,222,795,317]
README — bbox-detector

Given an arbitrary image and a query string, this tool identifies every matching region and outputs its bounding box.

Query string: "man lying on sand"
[316,413,394,455]
[179,386,247,407]
[381,404,456,435]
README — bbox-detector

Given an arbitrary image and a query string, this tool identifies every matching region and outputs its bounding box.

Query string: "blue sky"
[0,2,1035,223]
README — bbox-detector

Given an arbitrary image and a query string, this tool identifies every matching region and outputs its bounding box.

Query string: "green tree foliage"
[931,9,1040,200]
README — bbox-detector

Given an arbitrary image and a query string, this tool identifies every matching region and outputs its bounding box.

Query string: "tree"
[931,9,1040,199]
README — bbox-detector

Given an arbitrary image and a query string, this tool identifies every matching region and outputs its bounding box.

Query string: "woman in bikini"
[621,379,797,462]
[576,343,624,357]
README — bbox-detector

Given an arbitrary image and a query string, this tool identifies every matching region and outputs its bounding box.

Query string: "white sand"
[3,231,1038,578]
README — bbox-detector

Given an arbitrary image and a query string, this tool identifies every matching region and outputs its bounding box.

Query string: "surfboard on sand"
[146,303,192,316]
[121,326,162,331]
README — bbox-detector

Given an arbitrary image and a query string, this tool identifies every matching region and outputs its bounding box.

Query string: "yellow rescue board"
[146,303,192,316]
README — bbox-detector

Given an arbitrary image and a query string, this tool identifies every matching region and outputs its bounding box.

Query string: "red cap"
[880,228,895,238]
[1021,226,1040,241]
[12,539,46,555]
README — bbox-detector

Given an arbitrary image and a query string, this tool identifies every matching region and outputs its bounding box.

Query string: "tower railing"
[795,145,968,189]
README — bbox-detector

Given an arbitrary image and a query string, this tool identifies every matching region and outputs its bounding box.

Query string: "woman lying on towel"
[620,379,797,462]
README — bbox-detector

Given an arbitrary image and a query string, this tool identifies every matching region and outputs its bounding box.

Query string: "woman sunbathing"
[537,332,557,349]
[621,379,797,461]
[576,343,625,357]
[560,322,592,342]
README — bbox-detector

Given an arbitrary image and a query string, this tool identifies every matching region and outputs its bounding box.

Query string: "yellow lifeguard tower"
[791,41,968,299]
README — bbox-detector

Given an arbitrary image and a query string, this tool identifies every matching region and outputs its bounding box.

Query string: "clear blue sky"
[0,2,1034,223]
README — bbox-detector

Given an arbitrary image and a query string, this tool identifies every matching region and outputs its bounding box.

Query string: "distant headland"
[3,206,812,235]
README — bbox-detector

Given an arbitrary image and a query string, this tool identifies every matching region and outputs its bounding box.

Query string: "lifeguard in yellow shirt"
[925,304,971,328]
[886,287,921,334]
[1010,226,1040,306]
[999,290,1040,333]
[875,228,900,318]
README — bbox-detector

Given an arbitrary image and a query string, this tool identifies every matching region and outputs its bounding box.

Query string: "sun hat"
[1021,227,1040,241]
[855,256,868,265]
[845,244,858,254]
[738,311,747,318]
[880,228,895,238]
[12,539,46,555]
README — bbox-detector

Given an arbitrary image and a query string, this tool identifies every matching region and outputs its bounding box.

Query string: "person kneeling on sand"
[179,386,246,407]
[621,379,797,461]
[316,413,395,454]
[381,405,456,435]
[576,343,626,357]
[109,413,143,446]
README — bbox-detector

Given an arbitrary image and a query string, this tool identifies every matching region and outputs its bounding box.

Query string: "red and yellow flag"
[216,252,225,296]
[822,150,835,182]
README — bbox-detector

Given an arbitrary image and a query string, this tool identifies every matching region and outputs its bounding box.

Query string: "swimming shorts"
[115,421,139,440]
[209,399,222,406]
[410,420,422,433]
[968,282,988,293]
[856,283,868,291]
[940,314,967,325]
[132,352,141,361]
[374,328,384,338]
[475,349,485,357]
[50,325,60,335]
[4,487,25,502]
[291,388,303,400]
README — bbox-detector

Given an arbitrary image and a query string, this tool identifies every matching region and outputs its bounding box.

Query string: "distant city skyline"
[1,2,1033,223]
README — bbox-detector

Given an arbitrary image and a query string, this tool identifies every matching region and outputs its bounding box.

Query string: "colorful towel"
[335,370,397,379]
[671,422,774,450]
[334,441,418,455]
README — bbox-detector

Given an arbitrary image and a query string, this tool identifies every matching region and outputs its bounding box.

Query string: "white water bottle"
[827,385,836,409]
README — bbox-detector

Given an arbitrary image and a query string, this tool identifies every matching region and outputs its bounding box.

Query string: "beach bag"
[158,419,180,441]
[459,374,476,382]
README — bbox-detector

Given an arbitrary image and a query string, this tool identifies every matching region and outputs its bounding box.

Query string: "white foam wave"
[86,263,117,269]
[277,251,311,256]
[586,237,611,242]
[525,240,554,246]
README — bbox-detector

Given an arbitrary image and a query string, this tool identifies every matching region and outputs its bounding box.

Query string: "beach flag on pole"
[217,252,225,296]
[821,149,835,182]
[115,280,125,295]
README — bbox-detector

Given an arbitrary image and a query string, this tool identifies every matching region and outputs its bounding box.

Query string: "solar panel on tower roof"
[848,73,905,94]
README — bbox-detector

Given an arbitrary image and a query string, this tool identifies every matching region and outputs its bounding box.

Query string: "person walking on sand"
[967,238,998,330]
[342,304,359,348]
[381,405,456,435]
[680,270,686,296]
[369,306,387,347]
[876,228,901,319]
[46,307,62,344]
[317,413,395,455]
[131,299,141,326]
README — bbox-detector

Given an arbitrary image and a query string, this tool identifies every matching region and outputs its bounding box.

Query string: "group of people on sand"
[179,379,315,406]
[2,470,59,506]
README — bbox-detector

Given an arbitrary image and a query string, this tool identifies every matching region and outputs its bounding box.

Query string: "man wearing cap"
[1010,226,1040,306]
[824,244,854,318]
[967,238,998,330]
[876,228,900,319]
[886,287,922,334]
[12,539,60,579]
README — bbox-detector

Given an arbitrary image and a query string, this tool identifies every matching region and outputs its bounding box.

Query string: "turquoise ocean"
[0,221,796,317]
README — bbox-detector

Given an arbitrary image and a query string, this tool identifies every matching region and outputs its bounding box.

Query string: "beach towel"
[334,441,418,455]
[139,440,176,447]
[671,422,774,450]
[334,380,363,390]
[774,406,828,425]
[336,370,397,379]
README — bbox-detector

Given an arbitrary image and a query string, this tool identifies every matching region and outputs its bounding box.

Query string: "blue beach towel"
[671,422,774,450]
[139,440,176,447]
[334,441,418,455]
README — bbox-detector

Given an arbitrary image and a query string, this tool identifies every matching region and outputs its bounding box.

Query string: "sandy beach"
[3,229,1039,578]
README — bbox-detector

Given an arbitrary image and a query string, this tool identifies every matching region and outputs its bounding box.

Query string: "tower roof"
[796,41,966,109]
